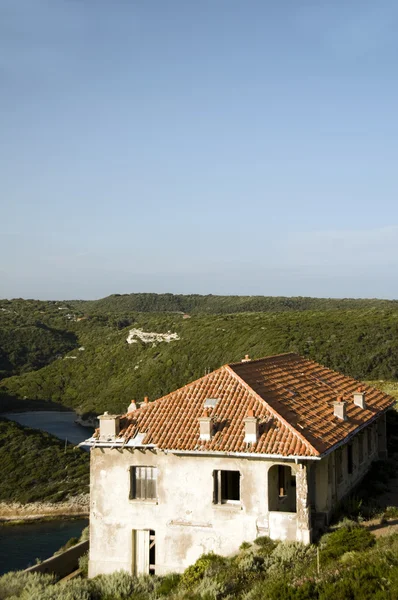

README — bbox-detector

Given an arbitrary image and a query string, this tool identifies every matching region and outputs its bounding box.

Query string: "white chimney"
[198,409,213,441]
[241,354,251,363]
[127,400,137,413]
[353,387,366,409]
[333,397,347,421]
[244,409,259,444]
[99,412,120,441]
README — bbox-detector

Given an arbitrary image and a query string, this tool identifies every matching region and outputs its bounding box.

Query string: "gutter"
[78,437,156,449]
[169,450,321,461]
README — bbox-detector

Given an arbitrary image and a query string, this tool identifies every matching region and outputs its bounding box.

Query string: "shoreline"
[0,495,89,524]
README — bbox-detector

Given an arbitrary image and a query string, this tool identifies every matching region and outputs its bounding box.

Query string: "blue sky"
[1,0,398,300]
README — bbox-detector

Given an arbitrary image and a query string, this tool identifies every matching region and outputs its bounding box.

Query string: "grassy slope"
[0,418,89,503]
[2,309,398,415]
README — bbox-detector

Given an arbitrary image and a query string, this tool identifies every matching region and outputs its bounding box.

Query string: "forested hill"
[70,293,398,315]
[2,304,398,416]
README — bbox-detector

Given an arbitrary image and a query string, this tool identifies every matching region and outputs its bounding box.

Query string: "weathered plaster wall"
[89,451,309,576]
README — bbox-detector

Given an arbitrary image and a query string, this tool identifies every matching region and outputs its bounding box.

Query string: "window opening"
[367,427,373,454]
[358,434,364,464]
[149,530,156,575]
[213,470,240,504]
[130,467,157,500]
[347,443,353,474]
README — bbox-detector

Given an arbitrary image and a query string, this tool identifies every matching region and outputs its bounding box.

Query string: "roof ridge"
[228,352,297,368]
[225,364,320,456]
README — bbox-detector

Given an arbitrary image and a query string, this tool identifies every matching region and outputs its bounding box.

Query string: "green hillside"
[70,292,398,315]
[2,308,398,415]
[0,418,89,503]
[0,299,78,379]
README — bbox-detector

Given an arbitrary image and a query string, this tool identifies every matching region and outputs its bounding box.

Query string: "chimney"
[198,408,213,441]
[244,409,259,444]
[99,412,120,441]
[127,400,137,413]
[353,386,366,409]
[241,354,251,363]
[333,397,347,421]
[142,396,150,408]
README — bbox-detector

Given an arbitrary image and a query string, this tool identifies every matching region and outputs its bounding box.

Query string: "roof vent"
[198,408,213,441]
[204,398,219,409]
[99,413,121,441]
[353,387,366,409]
[244,409,259,444]
[241,354,251,363]
[333,396,347,421]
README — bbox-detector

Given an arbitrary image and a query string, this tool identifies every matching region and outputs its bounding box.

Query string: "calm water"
[0,519,88,575]
[3,411,93,446]
[0,412,93,574]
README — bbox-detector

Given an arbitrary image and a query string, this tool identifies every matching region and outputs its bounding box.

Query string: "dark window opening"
[367,427,373,454]
[130,467,157,500]
[347,443,353,474]
[278,465,287,497]
[358,434,364,464]
[336,448,343,483]
[149,530,156,575]
[268,464,297,512]
[213,470,241,504]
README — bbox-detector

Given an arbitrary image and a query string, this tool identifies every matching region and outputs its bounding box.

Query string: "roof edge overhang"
[316,403,395,459]
[168,449,321,460]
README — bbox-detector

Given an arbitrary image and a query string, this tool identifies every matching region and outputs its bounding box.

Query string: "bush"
[78,552,89,577]
[0,571,55,600]
[34,579,92,600]
[319,525,375,563]
[91,571,160,600]
[180,553,227,590]
[156,573,181,596]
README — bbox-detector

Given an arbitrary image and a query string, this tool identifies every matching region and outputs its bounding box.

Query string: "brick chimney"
[353,387,366,409]
[99,412,120,441]
[244,409,259,444]
[333,396,347,421]
[198,408,213,441]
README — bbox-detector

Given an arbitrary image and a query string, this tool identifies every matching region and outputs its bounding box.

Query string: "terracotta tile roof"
[118,353,395,458]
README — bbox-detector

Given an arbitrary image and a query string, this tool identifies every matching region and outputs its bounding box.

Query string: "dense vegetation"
[0,418,89,503]
[70,293,398,315]
[2,306,398,415]
[0,299,78,379]
[2,525,398,599]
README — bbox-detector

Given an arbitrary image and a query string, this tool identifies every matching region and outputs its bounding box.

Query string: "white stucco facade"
[88,414,387,577]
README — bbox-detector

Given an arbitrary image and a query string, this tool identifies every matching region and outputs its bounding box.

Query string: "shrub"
[319,525,375,563]
[34,578,92,600]
[253,536,277,555]
[240,542,252,551]
[90,572,160,600]
[80,527,90,542]
[78,552,89,577]
[0,572,55,600]
[180,553,227,590]
[156,573,181,596]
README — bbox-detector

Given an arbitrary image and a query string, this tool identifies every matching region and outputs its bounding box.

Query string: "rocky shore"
[0,494,89,523]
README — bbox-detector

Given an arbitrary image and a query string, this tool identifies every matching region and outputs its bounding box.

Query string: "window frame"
[213,470,241,505]
[130,466,158,501]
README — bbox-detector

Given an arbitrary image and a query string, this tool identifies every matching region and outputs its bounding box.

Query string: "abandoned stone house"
[84,352,395,577]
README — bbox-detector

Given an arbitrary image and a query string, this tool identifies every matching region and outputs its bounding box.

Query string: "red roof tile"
[118,353,395,457]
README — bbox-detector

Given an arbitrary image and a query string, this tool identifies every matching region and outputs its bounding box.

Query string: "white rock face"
[126,328,180,345]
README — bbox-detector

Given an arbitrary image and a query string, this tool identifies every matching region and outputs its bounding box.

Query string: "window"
[358,434,364,464]
[130,467,157,500]
[347,443,353,474]
[336,448,343,483]
[367,427,373,454]
[213,470,240,504]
